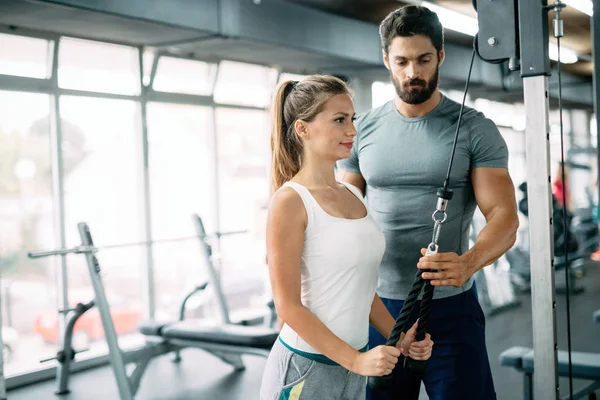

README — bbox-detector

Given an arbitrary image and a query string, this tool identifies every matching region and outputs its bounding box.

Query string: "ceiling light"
[561,0,593,16]
[421,2,479,36]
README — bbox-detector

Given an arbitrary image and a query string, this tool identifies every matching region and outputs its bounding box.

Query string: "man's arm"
[462,167,519,272]
[338,169,366,196]
[419,167,519,287]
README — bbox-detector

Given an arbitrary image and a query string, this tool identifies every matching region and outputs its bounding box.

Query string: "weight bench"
[148,321,275,367]
[138,213,278,369]
[29,219,277,400]
[139,299,277,371]
[500,346,600,399]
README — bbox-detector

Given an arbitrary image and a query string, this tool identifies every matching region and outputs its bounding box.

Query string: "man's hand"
[397,320,433,360]
[417,248,474,287]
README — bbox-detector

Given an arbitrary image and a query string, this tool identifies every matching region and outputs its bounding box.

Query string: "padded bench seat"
[162,321,278,349]
[594,309,600,324]
[501,346,600,380]
[523,350,600,380]
[138,320,170,336]
[499,346,531,369]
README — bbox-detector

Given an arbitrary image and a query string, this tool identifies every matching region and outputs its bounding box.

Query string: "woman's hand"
[350,345,401,376]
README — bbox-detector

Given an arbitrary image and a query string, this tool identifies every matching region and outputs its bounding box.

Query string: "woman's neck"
[294,160,338,189]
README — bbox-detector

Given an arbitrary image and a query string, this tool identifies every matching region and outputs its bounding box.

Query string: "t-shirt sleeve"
[469,116,509,169]
[336,116,362,174]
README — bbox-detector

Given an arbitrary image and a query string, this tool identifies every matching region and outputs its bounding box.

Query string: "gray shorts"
[260,338,366,400]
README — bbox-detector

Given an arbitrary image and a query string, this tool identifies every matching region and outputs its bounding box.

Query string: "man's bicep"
[472,167,517,218]
[338,169,366,195]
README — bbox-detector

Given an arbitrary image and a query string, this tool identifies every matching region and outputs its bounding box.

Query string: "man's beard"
[392,65,439,105]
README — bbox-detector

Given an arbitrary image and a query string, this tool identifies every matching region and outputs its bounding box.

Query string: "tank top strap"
[280,181,317,230]
[340,181,367,205]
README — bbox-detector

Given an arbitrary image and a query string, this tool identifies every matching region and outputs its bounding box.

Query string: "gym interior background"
[0,0,599,399]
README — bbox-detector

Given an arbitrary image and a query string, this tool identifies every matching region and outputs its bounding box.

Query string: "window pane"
[64,246,145,358]
[277,72,308,85]
[214,61,278,107]
[58,96,145,356]
[153,57,217,95]
[146,103,216,320]
[216,108,269,232]
[60,96,142,247]
[218,233,272,322]
[0,33,50,79]
[215,108,270,318]
[372,81,395,109]
[58,38,140,95]
[0,91,57,376]
[147,103,215,239]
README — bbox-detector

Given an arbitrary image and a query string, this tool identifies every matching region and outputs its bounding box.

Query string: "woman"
[260,75,433,400]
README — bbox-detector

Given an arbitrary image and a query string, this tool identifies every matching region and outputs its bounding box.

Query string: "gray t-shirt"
[337,95,509,300]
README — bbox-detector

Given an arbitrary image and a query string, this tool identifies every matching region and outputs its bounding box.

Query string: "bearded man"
[337,5,519,400]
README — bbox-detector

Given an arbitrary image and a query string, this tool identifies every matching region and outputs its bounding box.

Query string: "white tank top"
[278,181,386,354]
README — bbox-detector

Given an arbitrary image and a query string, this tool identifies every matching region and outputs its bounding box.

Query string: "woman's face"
[299,93,357,162]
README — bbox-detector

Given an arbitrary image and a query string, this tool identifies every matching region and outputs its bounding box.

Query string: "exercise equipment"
[28,216,278,400]
[500,346,600,400]
[39,300,94,394]
[480,1,591,396]
[571,202,599,256]
[505,182,585,294]
[499,306,600,400]
[508,182,585,295]
[367,45,477,397]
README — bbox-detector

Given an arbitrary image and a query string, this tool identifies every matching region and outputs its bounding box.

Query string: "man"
[337,5,519,400]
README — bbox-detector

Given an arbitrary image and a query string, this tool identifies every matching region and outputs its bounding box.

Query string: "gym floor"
[8,262,600,400]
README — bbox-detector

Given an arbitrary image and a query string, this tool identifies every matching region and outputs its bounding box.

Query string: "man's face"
[383,35,443,105]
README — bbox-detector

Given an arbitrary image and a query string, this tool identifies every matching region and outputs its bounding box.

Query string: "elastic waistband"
[278,336,368,366]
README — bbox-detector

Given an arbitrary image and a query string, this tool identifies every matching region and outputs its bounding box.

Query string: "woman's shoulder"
[269,185,306,220]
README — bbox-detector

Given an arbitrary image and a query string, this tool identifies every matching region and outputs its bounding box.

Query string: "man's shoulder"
[439,95,498,133]
[354,101,395,139]
[356,101,395,127]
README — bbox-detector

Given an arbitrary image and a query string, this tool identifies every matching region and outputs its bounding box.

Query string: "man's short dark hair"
[379,5,444,54]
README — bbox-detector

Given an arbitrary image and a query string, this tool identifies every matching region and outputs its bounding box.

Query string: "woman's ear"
[295,120,309,139]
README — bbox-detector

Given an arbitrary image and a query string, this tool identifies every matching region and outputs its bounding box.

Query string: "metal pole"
[77,223,133,400]
[49,38,70,351]
[517,0,559,397]
[192,216,230,324]
[523,75,559,400]
[138,48,156,319]
[210,62,221,260]
[349,77,373,115]
[0,274,6,400]
[592,0,600,213]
